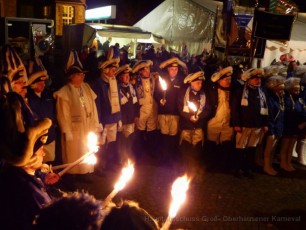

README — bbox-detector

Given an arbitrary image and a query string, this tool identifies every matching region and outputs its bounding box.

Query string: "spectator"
[33,192,102,230]
[0,92,59,229]
[100,200,159,230]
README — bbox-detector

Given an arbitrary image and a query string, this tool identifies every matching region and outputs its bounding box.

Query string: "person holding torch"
[177,66,211,179]
[154,57,187,166]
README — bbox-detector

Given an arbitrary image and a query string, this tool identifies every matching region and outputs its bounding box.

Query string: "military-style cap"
[65,50,87,76]
[184,71,205,84]
[159,57,187,70]
[241,68,264,81]
[27,70,48,86]
[98,46,120,70]
[211,66,233,82]
[278,65,288,77]
[285,77,301,91]
[294,65,306,77]
[132,60,153,74]
[115,64,132,77]
[265,75,286,89]
[263,65,279,78]
[27,57,49,86]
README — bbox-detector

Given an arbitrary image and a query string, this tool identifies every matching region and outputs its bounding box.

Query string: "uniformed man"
[27,60,56,163]
[205,66,234,172]
[91,46,121,170]
[155,57,187,165]
[132,60,158,160]
[177,68,210,178]
[116,64,138,164]
[231,68,269,178]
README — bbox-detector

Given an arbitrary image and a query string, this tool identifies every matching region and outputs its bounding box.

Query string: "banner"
[253,9,294,41]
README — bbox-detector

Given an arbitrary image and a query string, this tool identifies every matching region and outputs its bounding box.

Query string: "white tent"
[135,0,306,66]
[134,0,218,55]
[88,23,165,58]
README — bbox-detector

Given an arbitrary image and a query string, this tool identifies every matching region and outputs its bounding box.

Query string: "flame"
[168,175,190,218]
[187,101,197,113]
[87,132,99,153]
[114,159,135,191]
[82,154,97,165]
[159,76,167,91]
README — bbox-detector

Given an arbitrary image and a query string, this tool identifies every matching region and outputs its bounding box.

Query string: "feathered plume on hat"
[98,46,120,70]
[1,44,28,82]
[27,56,48,87]
[65,50,87,76]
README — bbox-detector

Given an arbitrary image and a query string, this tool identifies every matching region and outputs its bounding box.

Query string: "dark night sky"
[85,0,163,25]
[85,0,306,26]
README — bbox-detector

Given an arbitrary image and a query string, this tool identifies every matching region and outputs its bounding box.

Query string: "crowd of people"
[0,42,306,229]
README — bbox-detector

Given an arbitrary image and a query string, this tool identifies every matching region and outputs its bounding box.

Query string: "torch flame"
[168,175,190,218]
[159,76,167,91]
[82,154,97,165]
[87,132,99,153]
[114,159,135,191]
[187,101,197,113]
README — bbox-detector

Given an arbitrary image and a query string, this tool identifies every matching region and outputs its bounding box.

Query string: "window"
[62,5,74,25]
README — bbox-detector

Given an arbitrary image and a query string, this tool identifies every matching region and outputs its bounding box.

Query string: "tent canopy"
[87,23,164,43]
[134,0,218,55]
[135,0,306,66]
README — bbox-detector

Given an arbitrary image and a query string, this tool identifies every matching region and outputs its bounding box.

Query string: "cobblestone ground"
[57,157,306,230]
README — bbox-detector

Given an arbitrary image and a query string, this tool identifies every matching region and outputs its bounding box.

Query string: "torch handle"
[52,163,72,170]
[58,151,93,176]
[161,216,172,230]
[163,91,166,101]
[102,189,118,208]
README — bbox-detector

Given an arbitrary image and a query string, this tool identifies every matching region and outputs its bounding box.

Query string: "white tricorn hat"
[241,68,264,81]
[184,71,205,84]
[115,64,132,77]
[159,57,187,70]
[211,66,233,82]
[131,60,153,74]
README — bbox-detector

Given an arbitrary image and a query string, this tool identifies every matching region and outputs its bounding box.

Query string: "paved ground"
[55,156,306,230]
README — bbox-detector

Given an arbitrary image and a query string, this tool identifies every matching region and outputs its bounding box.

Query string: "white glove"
[65,132,73,142]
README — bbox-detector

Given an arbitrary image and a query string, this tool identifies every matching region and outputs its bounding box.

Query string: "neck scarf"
[102,75,120,114]
[119,83,137,105]
[135,74,155,99]
[241,83,268,115]
[183,86,206,116]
